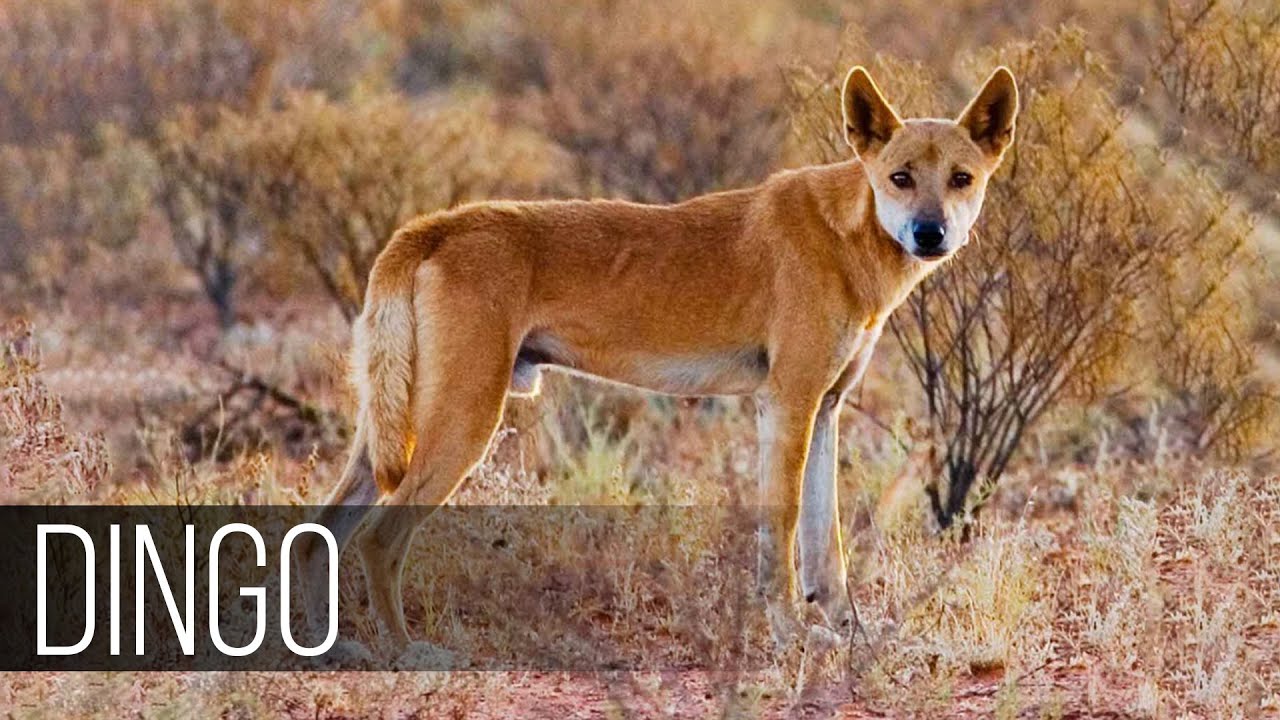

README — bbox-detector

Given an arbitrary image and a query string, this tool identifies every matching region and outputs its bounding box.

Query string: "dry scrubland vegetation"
[2,0,1280,717]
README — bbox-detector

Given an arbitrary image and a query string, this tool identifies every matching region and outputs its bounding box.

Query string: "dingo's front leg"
[754,393,819,646]
[797,328,880,636]
[798,391,853,634]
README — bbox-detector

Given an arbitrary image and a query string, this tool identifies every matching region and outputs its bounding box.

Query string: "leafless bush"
[153,109,260,328]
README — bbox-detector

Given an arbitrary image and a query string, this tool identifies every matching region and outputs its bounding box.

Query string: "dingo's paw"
[808,593,856,639]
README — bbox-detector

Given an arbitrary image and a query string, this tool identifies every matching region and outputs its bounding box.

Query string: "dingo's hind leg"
[357,306,513,656]
[755,394,819,646]
[295,424,380,655]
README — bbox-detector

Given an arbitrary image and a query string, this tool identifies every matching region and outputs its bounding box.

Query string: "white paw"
[313,639,375,669]
[392,641,457,670]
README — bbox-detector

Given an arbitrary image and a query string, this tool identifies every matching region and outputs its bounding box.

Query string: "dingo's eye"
[889,172,914,189]
[949,171,973,189]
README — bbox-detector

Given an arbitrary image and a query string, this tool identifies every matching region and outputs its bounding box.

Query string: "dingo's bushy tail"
[351,224,440,492]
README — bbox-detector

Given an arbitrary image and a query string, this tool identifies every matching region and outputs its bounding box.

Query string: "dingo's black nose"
[912,220,946,253]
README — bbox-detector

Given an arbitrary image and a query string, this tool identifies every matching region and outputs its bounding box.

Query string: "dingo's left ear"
[842,67,902,157]
[957,67,1019,160]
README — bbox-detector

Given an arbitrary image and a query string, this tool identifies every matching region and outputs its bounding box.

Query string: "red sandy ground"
[404,667,1147,719]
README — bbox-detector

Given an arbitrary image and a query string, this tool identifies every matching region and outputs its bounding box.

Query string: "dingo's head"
[841,66,1018,261]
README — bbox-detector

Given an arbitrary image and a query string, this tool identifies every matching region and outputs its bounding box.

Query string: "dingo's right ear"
[841,67,902,157]
[957,67,1019,161]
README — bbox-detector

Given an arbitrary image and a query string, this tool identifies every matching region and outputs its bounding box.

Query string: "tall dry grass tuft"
[0,320,108,503]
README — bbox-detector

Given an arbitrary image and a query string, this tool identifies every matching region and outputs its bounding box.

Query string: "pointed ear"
[957,67,1019,160]
[841,67,902,157]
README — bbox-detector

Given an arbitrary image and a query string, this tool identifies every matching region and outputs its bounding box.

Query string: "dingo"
[297,66,1018,661]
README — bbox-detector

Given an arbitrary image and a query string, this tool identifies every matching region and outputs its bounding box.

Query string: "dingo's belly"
[606,346,770,395]
[513,330,768,397]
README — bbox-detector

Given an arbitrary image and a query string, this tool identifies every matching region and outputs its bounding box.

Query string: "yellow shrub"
[240,91,565,319]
